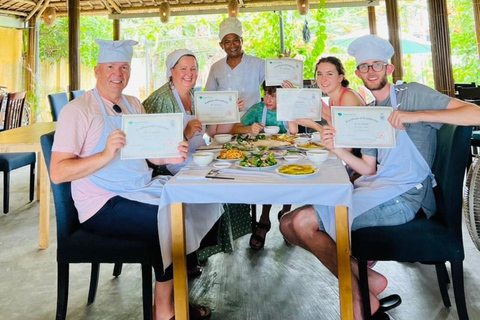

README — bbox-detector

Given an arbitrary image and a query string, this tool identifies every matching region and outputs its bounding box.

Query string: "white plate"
[213,162,232,169]
[235,161,280,171]
[295,143,326,151]
[214,151,247,162]
[275,165,319,178]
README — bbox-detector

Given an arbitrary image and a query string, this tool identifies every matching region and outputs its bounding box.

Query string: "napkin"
[176,169,212,181]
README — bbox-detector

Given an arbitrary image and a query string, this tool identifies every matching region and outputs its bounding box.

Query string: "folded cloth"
[176,169,212,181]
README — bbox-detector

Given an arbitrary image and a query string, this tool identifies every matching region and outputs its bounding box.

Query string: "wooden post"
[427,0,455,97]
[368,6,377,35]
[113,19,120,41]
[68,0,80,91]
[473,0,480,61]
[25,17,37,95]
[385,0,403,83]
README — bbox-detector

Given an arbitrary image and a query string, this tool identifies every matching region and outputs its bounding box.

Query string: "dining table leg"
[172,202,190,320]
[38,151,50,249]
[335,205,353,320]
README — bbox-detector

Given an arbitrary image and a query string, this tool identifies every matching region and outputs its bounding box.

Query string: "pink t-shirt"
[52,89,145,223]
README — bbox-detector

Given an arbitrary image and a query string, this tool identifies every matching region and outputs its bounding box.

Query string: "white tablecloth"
[157,158,353,268]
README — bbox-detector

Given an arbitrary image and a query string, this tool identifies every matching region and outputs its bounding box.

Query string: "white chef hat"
[219,17,243,41]
[165,49,197,78]
[347,35,394,66]
[95,39,138,64]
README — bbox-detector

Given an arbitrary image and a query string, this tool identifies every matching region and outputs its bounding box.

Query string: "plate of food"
[235,153,279,170]
[276,164,318,178]
[296,142,326,150]
[215,149,247,162]
[271,133,299,145]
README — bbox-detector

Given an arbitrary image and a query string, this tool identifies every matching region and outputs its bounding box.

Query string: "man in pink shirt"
[50,39,212,320]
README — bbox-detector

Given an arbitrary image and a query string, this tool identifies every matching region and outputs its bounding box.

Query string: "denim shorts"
[315,195,415,232]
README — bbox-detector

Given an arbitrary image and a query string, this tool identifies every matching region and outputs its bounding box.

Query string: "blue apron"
[167,85,207,175]
[317,84,435,239]
[88,88,169,205]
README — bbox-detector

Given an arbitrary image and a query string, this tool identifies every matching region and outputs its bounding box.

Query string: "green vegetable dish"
[239,153,277,167]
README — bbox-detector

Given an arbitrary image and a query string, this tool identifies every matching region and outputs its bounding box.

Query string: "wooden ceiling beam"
[25,0,44,21]
[106,0,122,13]
[0,9,28,17]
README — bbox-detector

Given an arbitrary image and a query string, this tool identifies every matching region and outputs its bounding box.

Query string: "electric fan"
[464,155,480,250]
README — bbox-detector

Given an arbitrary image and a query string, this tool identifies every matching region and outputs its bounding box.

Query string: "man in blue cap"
[279,34,480,320]
[50,39,213,320]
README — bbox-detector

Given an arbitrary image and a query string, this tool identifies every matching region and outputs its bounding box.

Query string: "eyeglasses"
[357,62,388,73]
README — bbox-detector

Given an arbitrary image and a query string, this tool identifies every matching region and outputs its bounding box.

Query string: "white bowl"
[306,150,329,164]
[213,162,231,169]
[264,126,280,134]
[311,132,321,142]
[294,137,310,145]
[192,152,214,167]
[284,155,302,163]
[214,134,233,144]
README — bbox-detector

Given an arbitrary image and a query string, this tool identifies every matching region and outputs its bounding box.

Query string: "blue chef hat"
[347,35,394,66]
[95,39,138,64]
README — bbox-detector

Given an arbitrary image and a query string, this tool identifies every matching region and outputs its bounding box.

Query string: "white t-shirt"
[205,53,265,112]
[52,89,145,223]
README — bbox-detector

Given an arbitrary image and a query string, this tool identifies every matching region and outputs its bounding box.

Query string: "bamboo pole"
[68,0,81,91]
[473,0,480,61]
[113,19,120,40]
[368,6,377,35]
[385,0,403,83]
[427,0,455,97]
[26,16,37,96]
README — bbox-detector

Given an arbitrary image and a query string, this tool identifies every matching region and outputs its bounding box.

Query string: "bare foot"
[352,276,381,319]
[367,268,388,296]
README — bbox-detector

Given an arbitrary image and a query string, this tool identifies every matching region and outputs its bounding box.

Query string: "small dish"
[311,132,321,142]
[264,126,280,134]
[192,152,214,167]
[214,134,233,144]
[283,155,302,163]
[293,137,310,145]
[306,150,329,164]
[213,162,231,169]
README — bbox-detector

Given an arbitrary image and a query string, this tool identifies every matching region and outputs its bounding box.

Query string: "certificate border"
[121,113,184,160]
[331,106,396,149]
[194,91,240,125]
[276,88,323,121]
[265,58,304,87]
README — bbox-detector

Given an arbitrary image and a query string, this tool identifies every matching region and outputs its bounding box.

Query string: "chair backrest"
[48,92,69,121]
[40,131,81,244]
[4,91,26,130]
[70,90,85,100]
[431,124,472,231]
[454,82,476,91]
[457,87,480,102]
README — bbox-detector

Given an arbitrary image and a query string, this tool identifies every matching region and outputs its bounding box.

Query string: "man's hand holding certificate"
[194,91,239,125]
[331,106,396,148]
[265,58,303,87]
[276,88,323,121]
[121,113,184,159]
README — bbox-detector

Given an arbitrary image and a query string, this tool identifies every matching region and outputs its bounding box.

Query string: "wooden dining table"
[158,156,355,319]
[0,121,57,249]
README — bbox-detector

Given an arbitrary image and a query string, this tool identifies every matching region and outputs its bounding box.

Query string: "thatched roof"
[0,0,376,21]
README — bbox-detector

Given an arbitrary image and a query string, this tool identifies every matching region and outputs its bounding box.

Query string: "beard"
[364,73,388,91]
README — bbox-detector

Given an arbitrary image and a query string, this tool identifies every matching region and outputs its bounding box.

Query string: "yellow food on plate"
[297,142,325,149]
[217,149,245,160]
[271,134,299,144]
[278,165,316,175]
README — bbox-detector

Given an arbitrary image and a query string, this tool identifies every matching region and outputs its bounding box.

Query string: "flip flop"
[378,294,402,313]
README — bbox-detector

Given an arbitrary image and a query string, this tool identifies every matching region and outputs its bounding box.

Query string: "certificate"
[331,106,396,148]
[121,113,184,159]
[194,91,239,125]
[265,58,303,87]
[276,88,322,121]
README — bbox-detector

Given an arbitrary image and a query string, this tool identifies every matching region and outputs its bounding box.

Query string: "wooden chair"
[40,131,154,320]
[70,89,86,100]
[0,91,35,213]
[48,92,69,121]
[352,124,472,320]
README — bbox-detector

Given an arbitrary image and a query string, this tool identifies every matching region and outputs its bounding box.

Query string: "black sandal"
[189,302,212,320]
[249,221,271,250]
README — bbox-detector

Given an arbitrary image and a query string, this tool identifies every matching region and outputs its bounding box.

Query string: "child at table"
[231,82,298,250]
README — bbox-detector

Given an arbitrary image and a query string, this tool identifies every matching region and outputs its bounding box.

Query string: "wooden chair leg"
[251,204,257,232]
[435,263,451,307]
[141,264,153,320]
[113,263,123,277]
[87,263,100,305]
[29,162,35,201]
[3,171,9,214]
[451,261,469,320]
[357,259,372,319]
[56,263,69,320]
